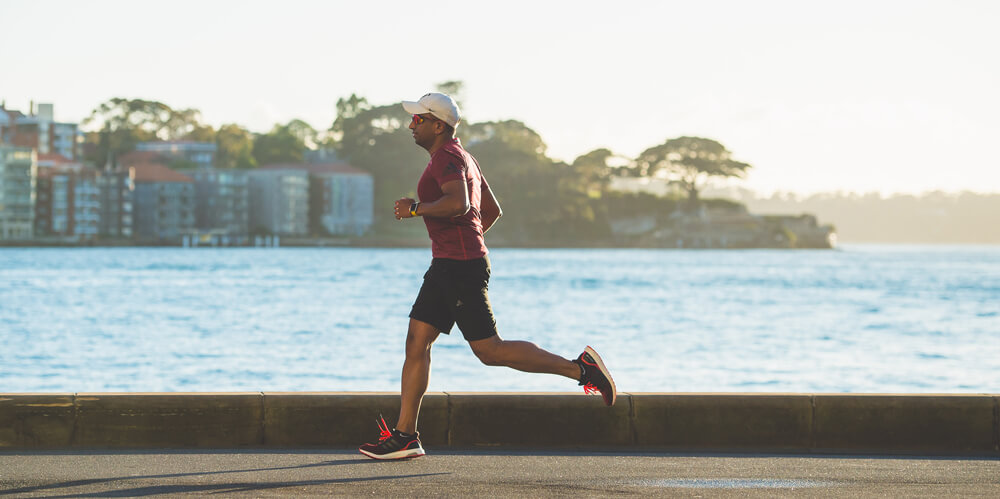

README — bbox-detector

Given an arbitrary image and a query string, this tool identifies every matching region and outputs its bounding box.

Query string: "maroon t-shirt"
[417,138,488,260]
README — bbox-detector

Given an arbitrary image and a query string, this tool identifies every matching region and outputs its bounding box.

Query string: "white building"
[247,168,309,236]
[308,163,374,236]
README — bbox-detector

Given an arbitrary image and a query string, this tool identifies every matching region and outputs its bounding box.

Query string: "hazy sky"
[2,0,998,195]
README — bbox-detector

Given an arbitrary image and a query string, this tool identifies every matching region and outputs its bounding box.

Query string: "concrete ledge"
[262,392,448,447]
[1,393,998,454]
[74,393,263,448]
[633,393,812,451]
[813,394,997,454]
[0,393,75,448]
[448,393,632,448]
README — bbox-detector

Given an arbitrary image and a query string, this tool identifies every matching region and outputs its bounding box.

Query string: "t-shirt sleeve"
[430,151,468,186]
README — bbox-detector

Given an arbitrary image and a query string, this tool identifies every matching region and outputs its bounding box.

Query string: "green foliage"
[636,136,751,205]
[333,103,427,227]
[570,148,616,197]
[435,81,466,109]
[464,121,610,244]
[253,121,307,165]
[701,197,746,213]
[329,94,370,142]
[82,98,210,166]
[184,124,216,142]
[464,122,562,243]
[215,124,257,169]
[603,191,680,222]
[284,119,319,149]
[465,120,547,157]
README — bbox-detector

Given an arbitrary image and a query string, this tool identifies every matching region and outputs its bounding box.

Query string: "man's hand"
[394,197,416,220]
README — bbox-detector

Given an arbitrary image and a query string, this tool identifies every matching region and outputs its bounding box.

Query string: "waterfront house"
[183,168,249,238]
[130,163,195,243]
[35,156,99,241]
[260,162,374,237]
[247,168,309,236]
[0,145,36,240]
[97,168,134,239]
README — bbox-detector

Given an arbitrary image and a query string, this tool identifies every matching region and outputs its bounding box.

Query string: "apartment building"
[247,168,309,236]
[131,163,195,242]
[0,145,37,240]
[35,160,100,241]
[307,163,373,236]
[184,168,249,236]
[0,103,81,160]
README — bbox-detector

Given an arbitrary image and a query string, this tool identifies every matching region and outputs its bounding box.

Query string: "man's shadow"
[0,457,448,497]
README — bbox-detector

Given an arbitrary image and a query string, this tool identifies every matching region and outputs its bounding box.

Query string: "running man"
[359,92,616,460]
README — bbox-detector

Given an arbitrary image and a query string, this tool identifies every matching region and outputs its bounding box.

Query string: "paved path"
[1,449,998,497]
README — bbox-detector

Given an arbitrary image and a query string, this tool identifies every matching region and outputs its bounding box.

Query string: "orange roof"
[37,153,75,164]
[130,163,193,183]
[119,150,166,167]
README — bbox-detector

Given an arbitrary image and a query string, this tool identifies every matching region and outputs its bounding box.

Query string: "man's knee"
[405,333,428,357]
[405,320,439,357]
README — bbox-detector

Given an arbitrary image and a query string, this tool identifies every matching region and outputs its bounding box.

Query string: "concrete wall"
[2,393,997,454]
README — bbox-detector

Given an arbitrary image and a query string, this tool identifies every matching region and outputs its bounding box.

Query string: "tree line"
[81,83,752,243]
[731,189,1000,244]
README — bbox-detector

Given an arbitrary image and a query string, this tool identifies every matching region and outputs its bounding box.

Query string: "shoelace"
[578,356,601,396]
[376,415,392,442]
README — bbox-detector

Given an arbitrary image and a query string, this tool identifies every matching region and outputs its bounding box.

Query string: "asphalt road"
[1,449,998,497]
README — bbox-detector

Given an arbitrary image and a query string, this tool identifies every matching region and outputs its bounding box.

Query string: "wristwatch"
[409,202,420,217]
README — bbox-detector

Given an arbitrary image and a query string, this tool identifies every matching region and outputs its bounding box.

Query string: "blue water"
[1,246,998,393]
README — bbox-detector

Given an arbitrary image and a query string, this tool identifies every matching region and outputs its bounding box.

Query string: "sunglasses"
[410,114,439,126]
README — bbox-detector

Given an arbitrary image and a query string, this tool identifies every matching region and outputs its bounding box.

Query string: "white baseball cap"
[402,92,461,128]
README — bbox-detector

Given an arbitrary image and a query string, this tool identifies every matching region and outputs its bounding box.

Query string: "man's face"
[409,113,441,149]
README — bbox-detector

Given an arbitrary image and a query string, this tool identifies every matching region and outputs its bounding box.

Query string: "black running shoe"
[573,345,617,406]
[358,415,425,460]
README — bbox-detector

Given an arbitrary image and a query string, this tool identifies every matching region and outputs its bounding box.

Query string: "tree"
[329,93,370,144]
[435,80,465,110]
[570,148,618,197]
[284,119,319,149]
[82,98,173,166]
[334,102,427,226]
[464,120,607,243]
[82,98,211,167]
[183,124,216,142]
[216,124,257,169]
[164,108,210,140]
[464,120,548,156]
[635,136,751,206]
[253,121,308,165]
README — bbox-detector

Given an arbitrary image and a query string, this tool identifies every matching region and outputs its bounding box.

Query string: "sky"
[2,0,998,195]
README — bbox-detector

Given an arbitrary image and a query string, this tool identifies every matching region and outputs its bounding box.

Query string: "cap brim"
[402,100,429,115]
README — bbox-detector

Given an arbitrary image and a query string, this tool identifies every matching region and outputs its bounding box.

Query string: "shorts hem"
[408,313,453,335]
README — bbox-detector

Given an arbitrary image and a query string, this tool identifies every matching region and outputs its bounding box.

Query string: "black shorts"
[409,256,498,342]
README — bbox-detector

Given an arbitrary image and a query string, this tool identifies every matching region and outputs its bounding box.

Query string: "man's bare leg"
[468,334,581,379]
[397,319,440,434]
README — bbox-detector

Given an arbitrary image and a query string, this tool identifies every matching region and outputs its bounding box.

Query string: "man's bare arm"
[394,179,469,220]
[480,178,502,233]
